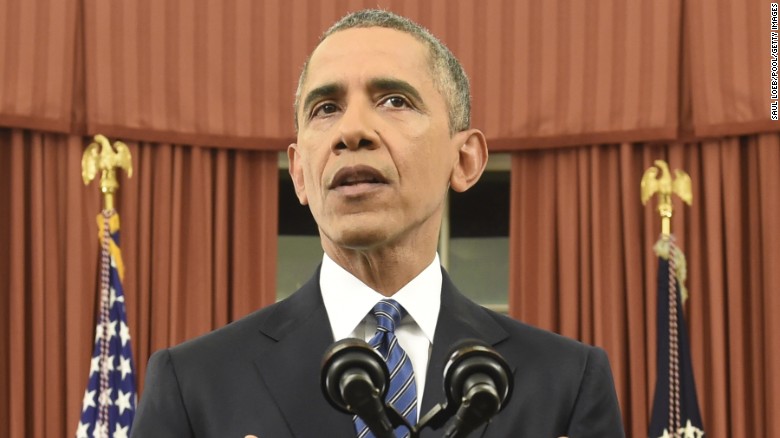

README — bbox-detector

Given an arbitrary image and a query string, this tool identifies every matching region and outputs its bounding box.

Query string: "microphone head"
[442,339,513,412]
[321,338,389,414]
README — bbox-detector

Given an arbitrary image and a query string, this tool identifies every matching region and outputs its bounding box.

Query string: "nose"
[333,101,380,153]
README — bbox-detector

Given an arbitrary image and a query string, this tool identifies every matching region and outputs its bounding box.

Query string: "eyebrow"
[302,83,345,117]
[367,78,425,108]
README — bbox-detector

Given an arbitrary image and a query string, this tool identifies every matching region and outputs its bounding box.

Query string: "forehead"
[303,27,435,92]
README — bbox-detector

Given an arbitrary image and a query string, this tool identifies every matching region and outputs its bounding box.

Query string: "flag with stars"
[648,237,705,438]
[76,211,136,438]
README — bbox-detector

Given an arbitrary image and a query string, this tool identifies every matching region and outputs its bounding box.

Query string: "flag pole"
[642,160,704,438]
[77,135,136,438]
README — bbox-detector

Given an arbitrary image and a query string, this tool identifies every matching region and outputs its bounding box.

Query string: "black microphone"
[321,338,395,438]
[441,340,513,438]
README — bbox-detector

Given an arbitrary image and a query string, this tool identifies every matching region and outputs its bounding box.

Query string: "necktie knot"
[372,299,406,333]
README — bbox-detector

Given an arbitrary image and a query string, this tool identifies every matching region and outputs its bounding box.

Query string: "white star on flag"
[94,319,118,343]
[89,356,101,376]
[119,321,131,347]
[679,420,704,438]
[119,356,133,380]
[75,421,89,438]
[113,423,129,438]
[115,390,133,415]
[105,320,118,341]
[82,389,96,412]
[110,287,124,307]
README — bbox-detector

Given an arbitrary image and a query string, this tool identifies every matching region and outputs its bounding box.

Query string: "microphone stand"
[366,401,456,438]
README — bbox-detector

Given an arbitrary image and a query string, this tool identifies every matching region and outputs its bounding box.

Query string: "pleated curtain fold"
[509,137,780,438]
[0,129,278,437]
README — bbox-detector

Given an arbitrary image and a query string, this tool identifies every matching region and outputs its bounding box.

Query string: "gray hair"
[293,9,471,134]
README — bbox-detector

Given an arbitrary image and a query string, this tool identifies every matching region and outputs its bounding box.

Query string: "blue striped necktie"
[353,299,418,438]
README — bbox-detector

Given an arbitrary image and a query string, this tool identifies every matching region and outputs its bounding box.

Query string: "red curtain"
[509,136,780,437]
[0,129,278,437]
[2,0,698,150]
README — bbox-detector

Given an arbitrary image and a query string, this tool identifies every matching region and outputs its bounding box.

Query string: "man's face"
[289,27,467,252]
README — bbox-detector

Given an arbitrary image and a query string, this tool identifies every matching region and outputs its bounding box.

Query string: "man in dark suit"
[132,9,624,438]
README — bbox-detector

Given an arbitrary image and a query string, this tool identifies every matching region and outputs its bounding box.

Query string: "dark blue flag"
[76,212,137,438]
[648,240,704,438]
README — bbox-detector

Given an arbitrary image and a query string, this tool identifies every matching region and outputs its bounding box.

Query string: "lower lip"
[332,182,386,197]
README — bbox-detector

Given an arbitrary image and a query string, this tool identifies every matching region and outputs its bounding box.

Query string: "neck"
[322,240,438,296]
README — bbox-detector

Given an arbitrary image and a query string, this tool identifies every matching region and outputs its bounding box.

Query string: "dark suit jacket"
[131,269,624,437]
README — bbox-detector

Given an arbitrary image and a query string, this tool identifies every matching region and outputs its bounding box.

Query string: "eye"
[311,103,339,118]
[379,95,411,109]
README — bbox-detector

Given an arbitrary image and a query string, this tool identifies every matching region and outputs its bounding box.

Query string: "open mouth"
[329,165,388,189]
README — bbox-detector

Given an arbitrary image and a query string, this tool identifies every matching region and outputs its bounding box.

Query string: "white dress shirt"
[320,252,442,412]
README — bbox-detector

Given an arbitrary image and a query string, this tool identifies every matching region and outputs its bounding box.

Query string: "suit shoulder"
[157,273,320,367]
[165,276,322,361]
[485,309,600,364]
[166,301,281,359]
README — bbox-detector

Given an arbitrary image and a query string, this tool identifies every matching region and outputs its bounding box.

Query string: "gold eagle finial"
[82,135,133,210]
[641,160,692,236]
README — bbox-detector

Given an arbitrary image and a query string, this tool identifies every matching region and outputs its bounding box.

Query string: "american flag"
[648,238,704,438]
[76,212,137,438]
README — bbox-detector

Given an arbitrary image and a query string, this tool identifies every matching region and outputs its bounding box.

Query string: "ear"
[287,143,309,205]
[450,129,488,192]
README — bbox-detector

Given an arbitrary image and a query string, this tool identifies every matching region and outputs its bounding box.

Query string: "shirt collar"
[320,252,442,343]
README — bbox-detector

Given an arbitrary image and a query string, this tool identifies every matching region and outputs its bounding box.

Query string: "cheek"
[399,151,453,202]
[301,157,330,209]
[302,168,320,201]
[414,135,457,176]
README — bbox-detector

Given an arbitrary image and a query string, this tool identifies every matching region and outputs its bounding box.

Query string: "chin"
[328,226,391,250]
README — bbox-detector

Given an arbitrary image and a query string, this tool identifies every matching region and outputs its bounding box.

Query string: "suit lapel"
[253,271,355,438]
[419,270,509,438]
